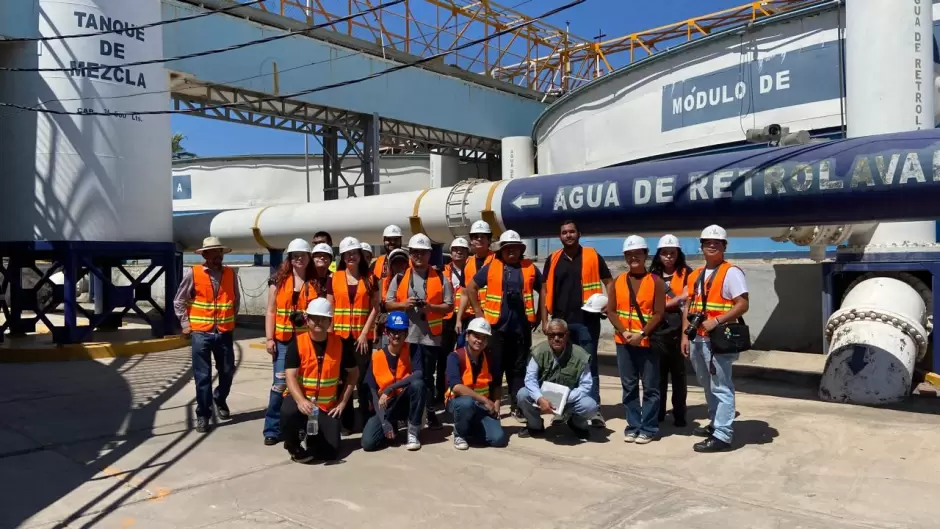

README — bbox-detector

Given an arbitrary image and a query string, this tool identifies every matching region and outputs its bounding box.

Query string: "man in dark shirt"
[540,220,613,427]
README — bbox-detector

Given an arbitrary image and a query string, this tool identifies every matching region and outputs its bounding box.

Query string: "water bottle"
[306,402,319,436]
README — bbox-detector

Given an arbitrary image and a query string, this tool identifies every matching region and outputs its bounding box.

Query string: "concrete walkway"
[2,332,939,529]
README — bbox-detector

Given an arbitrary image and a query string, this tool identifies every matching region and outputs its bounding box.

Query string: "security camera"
[745,124,790,144]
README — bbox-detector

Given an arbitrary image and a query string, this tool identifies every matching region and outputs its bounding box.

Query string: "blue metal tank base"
[0,241,180,345]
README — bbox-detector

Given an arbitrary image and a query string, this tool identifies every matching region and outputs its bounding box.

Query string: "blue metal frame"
[822,252,940,374]
[0,241,180,345]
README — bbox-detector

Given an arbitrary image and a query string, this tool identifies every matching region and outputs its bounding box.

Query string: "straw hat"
[195,236,232,254]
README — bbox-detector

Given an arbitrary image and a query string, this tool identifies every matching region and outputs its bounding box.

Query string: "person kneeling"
[361,311,426,451]
[444,318,508,450]
[517,319,598,440]
[281,298,358,463]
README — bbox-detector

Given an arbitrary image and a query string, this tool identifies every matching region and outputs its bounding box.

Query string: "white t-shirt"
[692,265,748,343]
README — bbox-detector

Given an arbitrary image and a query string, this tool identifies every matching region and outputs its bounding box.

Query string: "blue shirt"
[472,260,543,334]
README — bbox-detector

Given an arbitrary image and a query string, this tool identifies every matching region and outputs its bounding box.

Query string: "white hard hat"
[496,230,525,249]
[408,233,433,251]
[387,248,409,262]
[469,220,492,235]
[383,225,403,238]
[450,237,469,249]
[581,293,608,313]
[657,234,680,250]
[360,242,374,254]
[305,298,333,318]
[466,317,492,336]
[285,238,312,254]
[311,243,333,258]
[339,236,361,254]
[700,224,728,241]
[622,235,648,252]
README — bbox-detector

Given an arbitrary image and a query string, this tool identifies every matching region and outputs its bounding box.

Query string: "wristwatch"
[639,331,647,338]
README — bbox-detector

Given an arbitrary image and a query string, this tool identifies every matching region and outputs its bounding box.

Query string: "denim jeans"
[410,343,441,410]
[361,379,426,451]
[446,396,508,447]
[689,340,738,443]
[568,321,601,404]
[191,331,235,419]
[262,340,290,438]
[616,343,660,437]
[516,387,598,431]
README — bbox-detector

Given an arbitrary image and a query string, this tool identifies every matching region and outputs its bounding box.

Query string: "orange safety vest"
[614,272,656,347]
[482,259,537,325]
[332,270,373,339]
[372,255,387,283]
[463,252,495,316]
[273,276,317,341]
[443,347,492,404]
[686,262,739,337]
[371,345,412,399]
[443,262,469,321]
[395,268,446,335]
[543,247,603,315]
[666,268,688,299]
[189,266,236,333]
[284,332,343,411]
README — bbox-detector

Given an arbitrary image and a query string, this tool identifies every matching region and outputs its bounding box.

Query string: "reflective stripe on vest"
[614,272,655,347]
[284,332,343,411]
[463,252,494,316]
[395,268,445,335]
[371,344,412,398]
[443,348,493,404]
[189,266,236,333]
[273,276,316,341]
[331,271,372,339]
[482,259,537,325]
[544,247,603,315]
[686,262,738,337]
[443,263,468,321]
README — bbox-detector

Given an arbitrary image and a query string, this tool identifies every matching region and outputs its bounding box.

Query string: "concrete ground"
[3,331,940,529]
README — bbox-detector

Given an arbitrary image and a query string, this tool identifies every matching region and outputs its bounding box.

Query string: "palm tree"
[172,133,196,159]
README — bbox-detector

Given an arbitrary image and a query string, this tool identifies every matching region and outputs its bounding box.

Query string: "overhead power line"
[0,0,586,117]
[1,0,404,72]
[1,0,264,43]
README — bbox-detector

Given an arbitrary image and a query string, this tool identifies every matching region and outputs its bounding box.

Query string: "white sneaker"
[624,431,639,443]
[406,425,421,451]
[453,436,469,451]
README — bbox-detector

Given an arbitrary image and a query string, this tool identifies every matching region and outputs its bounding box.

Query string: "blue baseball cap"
[386,311,409,331]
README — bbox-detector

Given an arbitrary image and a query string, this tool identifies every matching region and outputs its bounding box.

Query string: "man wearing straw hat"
[174,236,242,433]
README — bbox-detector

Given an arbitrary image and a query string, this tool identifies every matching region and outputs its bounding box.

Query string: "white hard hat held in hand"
[657,234,680,250]
[311,243,333,258]
[305,298,333,318]
[622,235,648,252]
[581,293,608,313]
[450,237,470,249]
[408,233,433,251]
[286,238,312,254]
[383,224,403,238]
[700,224,728,241]
[339,236,361,254]
[466,317,492,336]
[469,220,492,235]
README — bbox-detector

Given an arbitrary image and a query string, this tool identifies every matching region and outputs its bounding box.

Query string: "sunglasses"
[547,332,566,339]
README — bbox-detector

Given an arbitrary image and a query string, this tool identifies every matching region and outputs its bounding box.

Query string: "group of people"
[173,218,749,463]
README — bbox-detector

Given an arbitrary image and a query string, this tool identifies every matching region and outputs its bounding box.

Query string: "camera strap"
[625,273,648,329]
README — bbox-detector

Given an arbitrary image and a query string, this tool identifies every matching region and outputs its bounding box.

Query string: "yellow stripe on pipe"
[409,189,431,236]
[251,206,273,250]
[481,180,508,238]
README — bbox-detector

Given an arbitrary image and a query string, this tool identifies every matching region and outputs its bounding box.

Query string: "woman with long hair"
[329,236,381,432]
[262,238,319,446]
[650,234,692,427]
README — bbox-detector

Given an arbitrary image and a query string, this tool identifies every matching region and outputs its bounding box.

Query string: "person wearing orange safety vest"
[607,235,665,445]
[371,225,405,342]
[311,231,337,274]
[262,238,319,446]
[385,233,454,431]
[439,236,471,407]
[461,230,544,423]
[682,225,749,453]
[174,236,241,434]
[361,311,426,452]
[281,298,358,463]
[461,220,495,318]
[444,317,507,450]
[328,236,381,433]
[539,219,612,428]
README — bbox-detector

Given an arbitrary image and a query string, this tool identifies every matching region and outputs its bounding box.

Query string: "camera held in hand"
[289,310,307,328]
[685,312,705,339]
[412,298,427,320]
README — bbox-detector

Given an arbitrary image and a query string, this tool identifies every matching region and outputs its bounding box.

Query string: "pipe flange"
[815,225,852,247]
[788,226,818,246]
[826,306,929,358]
[770,227,794,243]
[841,272,933,327]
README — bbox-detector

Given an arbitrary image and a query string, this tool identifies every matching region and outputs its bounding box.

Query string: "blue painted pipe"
[499,129,940,237]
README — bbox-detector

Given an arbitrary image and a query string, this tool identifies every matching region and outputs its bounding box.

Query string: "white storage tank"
[0,0,171,243]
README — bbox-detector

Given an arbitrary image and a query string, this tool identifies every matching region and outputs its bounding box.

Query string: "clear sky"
[171,0,748,157]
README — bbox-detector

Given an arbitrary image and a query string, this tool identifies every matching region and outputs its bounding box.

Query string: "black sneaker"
[214,399,231,421]
[195,416,209,433]
[511,408,527,424]
[674,416,688,428]
[289,447,315,463]
[693,436,732,453]
[692,424,714,438]
[264,436,280,446]
[566,418,590,440]
[426,409,443,430]
[517,427,544,439]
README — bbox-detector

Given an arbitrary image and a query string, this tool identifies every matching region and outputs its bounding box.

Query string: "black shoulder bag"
[625,274,664,350]
[699,267,751,355]
[654,276,682,337]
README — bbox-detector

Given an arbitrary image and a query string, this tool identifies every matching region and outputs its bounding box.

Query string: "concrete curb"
[0,335,190,363]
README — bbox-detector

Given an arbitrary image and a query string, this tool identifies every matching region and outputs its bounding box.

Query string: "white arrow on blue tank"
[511,193,541,210]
